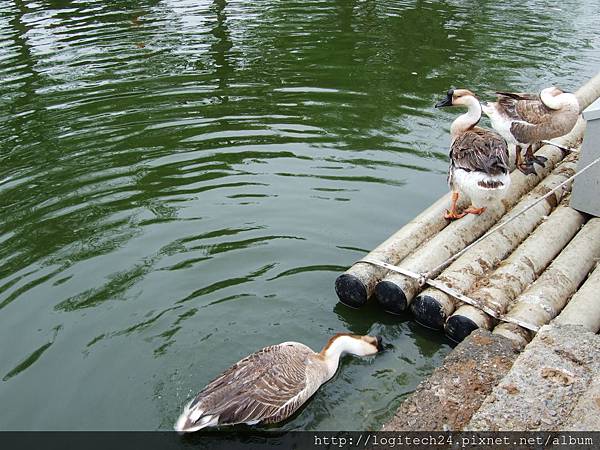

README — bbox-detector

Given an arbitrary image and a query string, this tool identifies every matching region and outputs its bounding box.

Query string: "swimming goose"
[435,89,511,220]
[174,333,383,432]
[482,87,579,175]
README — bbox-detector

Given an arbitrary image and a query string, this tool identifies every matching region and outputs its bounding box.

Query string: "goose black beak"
[376,335,384,352]
[435,95,453,108]
[435,88,454,108]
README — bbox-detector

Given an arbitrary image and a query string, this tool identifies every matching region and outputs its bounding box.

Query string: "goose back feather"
[450,126,510,178]
[448,126,510,206]
[174,334,383,432]
[486,90,579,145]
[178,342,325,430]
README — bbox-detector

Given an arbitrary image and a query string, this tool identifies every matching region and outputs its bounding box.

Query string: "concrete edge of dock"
[382,323,600,431]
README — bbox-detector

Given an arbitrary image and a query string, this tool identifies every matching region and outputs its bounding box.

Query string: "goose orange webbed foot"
[463,206,486,215]
[444,210,466,220]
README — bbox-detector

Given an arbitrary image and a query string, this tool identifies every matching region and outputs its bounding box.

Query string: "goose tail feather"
[174,404,219,433]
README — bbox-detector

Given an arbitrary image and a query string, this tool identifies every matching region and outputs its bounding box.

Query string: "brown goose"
[174,333,383,432]
[482,87,579,174]
[435,89,511,220]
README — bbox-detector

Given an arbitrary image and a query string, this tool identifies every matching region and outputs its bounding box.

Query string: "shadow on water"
[3,325,62,381]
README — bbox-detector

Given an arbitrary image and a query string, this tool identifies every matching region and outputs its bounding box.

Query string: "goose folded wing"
[510,101,578,142]
[198,344,312,425]
[452,129,509,175]
[495,91,538,101]
[496,92,553,126]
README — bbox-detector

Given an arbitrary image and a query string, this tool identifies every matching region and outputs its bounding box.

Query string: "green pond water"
[1,0,600,432]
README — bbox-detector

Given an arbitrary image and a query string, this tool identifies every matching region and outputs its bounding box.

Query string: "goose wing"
[178,343,322,430]
[495,91,538,101]
[451,128,509,176]
[496,92,552,124]
[495,92,571,142]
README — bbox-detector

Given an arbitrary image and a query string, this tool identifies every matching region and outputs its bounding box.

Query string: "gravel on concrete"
[382,330,520,431]
[466,324,600,431]
[563,374,600,431]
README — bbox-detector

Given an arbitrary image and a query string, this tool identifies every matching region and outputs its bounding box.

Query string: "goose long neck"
[450,96,481,138]
[319,336,362,379]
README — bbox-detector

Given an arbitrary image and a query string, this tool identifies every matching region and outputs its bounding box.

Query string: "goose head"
[435,88,482,136]
[435,88,478,108]
[320,333,384,358]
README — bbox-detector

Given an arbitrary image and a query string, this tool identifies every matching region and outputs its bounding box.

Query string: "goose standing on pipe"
[435,89,511,220]
[174,333,383,432]
[482,87,579,175]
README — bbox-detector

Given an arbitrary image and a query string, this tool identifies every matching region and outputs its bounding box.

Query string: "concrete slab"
[563,375,600,431]
[466,324,600,431]
[382,330,519,431]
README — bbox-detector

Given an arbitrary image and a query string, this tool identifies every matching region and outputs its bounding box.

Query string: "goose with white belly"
[174,333,383,432]
[435,89,511,220]
[482,87,579,175]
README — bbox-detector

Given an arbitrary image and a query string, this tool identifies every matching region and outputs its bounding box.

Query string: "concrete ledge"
[382,330,520,431]
[466,324,600,431]
[563,375,600,431]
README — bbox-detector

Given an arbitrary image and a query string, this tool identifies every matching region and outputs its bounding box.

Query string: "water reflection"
[210,0,233,90]
[3,325,61,381]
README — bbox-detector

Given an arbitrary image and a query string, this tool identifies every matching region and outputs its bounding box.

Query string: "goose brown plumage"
[174,333,383,432]
[435,89,511,220]
[482,87,579,175]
